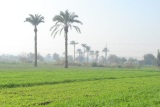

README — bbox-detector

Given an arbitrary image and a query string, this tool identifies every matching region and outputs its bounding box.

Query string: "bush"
[69,63,82,66]
[91,62,98,67]
[124,63,135,68]
[91,62,106,67]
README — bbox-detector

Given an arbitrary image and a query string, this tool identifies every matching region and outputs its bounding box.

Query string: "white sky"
[0,0,160,59]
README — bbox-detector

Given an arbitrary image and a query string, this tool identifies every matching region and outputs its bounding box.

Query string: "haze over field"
[0,0,160,59]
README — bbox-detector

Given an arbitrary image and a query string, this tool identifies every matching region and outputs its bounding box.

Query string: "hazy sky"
[0,0,160,59]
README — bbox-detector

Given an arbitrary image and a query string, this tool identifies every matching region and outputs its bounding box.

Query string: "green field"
[0,65,160,107]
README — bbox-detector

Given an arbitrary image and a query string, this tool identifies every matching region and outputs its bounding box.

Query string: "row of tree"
[52,51,159,67]
[69,40,109,65]
[0,52,159,68]
[25,10,82,68]
[24,10,160,68]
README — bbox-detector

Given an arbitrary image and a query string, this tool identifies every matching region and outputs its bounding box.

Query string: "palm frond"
[70,41,78,45]
[29,14,35,20]
[50,22,60,31]
[53,15,63,23]
[25,14,44,26]
[71,19,83,25]
[70,13,78,20]
[51,27,59,35]
[60,11,65,19]
[50,10,82,38]
[25,18,33,23]
[73,26,81,33]
[59,28,64,35]
[70,41,74,45]
[51,24,61,33]
[64,10,70,23]
[68,24,72,30]
[51,29,55,37]
[53,31,59,38]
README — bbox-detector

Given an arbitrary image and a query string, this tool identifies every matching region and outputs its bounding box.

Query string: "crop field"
[0,64,160,107]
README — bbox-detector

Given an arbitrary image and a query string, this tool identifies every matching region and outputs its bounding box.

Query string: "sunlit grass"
[0,65,160,106]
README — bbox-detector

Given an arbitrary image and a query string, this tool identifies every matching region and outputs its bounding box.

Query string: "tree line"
[0,51,159,68]
[23,10,160,68]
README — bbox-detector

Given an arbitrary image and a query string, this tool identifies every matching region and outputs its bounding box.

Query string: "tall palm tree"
[102,48,109,64]
[50,10,82,68]
[24,14,44,67]
[95,50,99,62]
[70,41,78,62]
[86,45,91,65]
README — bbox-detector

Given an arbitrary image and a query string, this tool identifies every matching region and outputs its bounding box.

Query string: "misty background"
[0,0,160,60]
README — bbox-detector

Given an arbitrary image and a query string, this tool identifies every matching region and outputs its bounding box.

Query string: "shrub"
[91,62,98,67]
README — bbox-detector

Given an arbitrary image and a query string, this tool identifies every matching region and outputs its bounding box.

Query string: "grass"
[0,64,160,106]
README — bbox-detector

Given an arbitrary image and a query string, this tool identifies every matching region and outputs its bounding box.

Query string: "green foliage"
[144,53,156,65]
[25,14,44,26]
[91,62,105,67]
[157,50,160,67]
[50,10,82,38]
[0,66,160,106]
[91,62,98,67]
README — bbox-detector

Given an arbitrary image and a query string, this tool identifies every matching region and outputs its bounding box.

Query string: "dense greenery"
[0,65,160,106]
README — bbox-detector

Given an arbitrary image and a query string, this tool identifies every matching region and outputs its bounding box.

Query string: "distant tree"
[108,54,119,65]
[68,55,73,63]
[157,50,160,67]
[144,54,156,65]
[45,54,52,62]
[90,50,94,61]
[124,57,138,68]
[119,57,127,64]
[50,10,82,68]
[127,58,138,65]
[95,50,99,63]
[19,53,28,63]
[70,41,78,62]
[25,14,44,67]
[138,60,145,67]
[102,47,109,64]
[77,49,83,62]
[86,45,91,65]
[53,53,60,61]
[81,44,87,61]
[100,56,105,64]
[37,53,44,62]
[27,52,34,62]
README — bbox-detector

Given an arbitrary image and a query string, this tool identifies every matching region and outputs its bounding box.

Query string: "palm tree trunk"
[65,31,68,68]
[79,53,80,62]
[74,45,75,62]
[87,52,89,66]
[83,48,85,63]
[105,52,107,65]
[34,26,37,67]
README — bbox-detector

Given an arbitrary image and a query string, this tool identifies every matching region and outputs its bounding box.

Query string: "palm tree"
[24,14,44,67]
[90,50,94,61]
[50,10,82,68]
[77,49,83,62]
[86,45,91,65]
[70,41,78,62]
[81,44,87,62]
[102,48,109,64]
[95,50,99,62]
